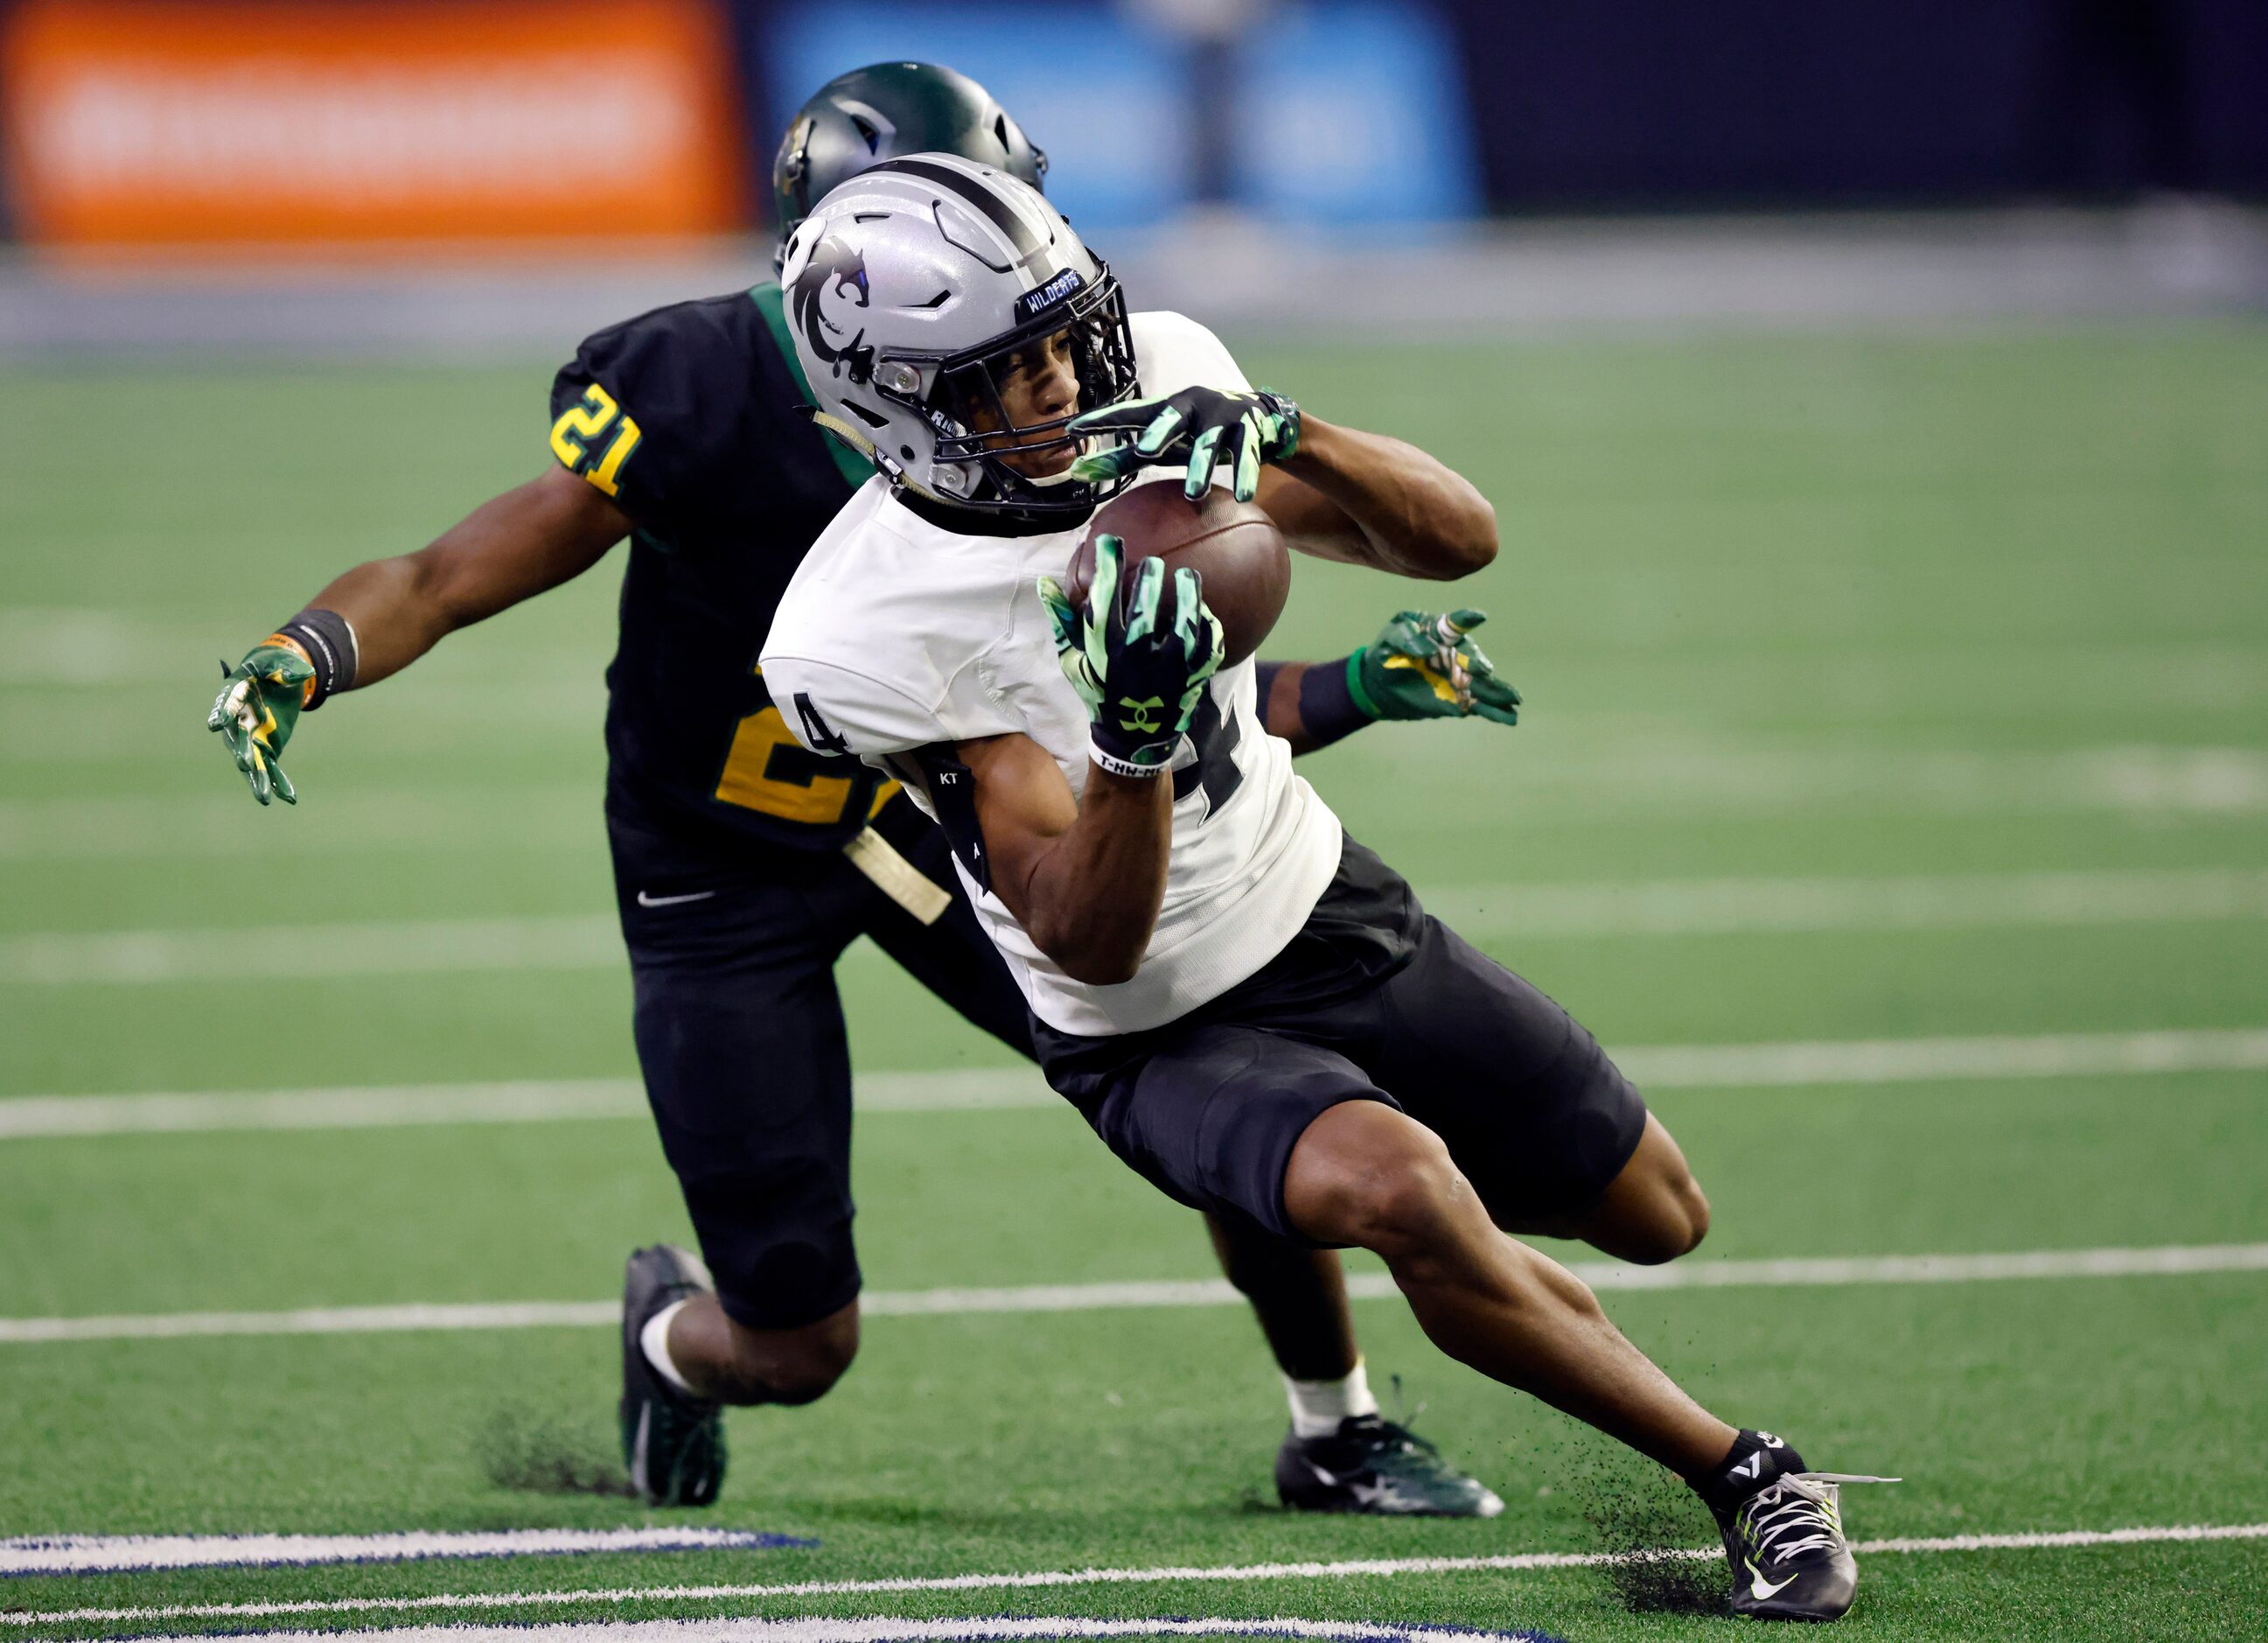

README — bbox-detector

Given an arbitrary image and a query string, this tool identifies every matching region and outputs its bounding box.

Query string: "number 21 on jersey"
[550,384,643,498]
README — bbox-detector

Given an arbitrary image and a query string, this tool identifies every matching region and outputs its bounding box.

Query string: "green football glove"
[1350,609,1521,726]
[1067,386,1301,502]
[1038,535,1225,777]
[206,642,316,806]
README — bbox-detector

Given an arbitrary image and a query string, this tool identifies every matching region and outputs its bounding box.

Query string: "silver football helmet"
[778,151,1139,516]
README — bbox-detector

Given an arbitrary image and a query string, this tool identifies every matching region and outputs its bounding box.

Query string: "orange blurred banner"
[1,0,750,247]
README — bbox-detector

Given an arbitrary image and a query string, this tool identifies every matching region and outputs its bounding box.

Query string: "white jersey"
[762,311,1343,1036]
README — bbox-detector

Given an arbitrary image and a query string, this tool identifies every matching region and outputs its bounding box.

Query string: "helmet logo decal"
[792,233,873,377]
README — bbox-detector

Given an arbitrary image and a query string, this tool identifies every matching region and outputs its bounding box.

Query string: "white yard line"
[5,1027,2262,1141]
[1428,866,2268,937]
[3,1243,2263,1346]
[10,868,2268,983]
[0,1528,806,1578]
[10,1521,2265,1631]
[103,1622,1557,1643]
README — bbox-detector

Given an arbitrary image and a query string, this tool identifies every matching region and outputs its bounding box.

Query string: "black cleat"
[1276,1415,1504,1517]
[619,1243,726,1507]
[1700,1432,1897,1621]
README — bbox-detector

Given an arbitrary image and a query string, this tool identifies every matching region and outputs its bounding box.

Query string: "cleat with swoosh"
[1274,1415,1504,1517]
[1705,1442,1900,1621]
[619,1243,727,1507]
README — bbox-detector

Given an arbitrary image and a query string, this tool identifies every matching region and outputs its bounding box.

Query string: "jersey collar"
[897,488,1092,539]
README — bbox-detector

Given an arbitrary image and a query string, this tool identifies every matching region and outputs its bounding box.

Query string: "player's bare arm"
[955,326,1512,749]
[305,465,629,685]
[206,465,626,803]
[1071,388,1496,579]
[1254,416,1496,578]
[964,535,1227,983]
[953,731,1173,986]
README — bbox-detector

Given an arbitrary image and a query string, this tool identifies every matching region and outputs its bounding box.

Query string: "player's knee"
[1655,1169,1712,1261]
[1616,1172,1711,1266]
[1290,1106,1472,1260]
[716,1306,859,1407]
[1673,1178,1712,1254]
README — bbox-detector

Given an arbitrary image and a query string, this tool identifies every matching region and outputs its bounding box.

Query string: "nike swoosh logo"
[637,889,716,908]
[1748,1561,1797,1601]
[630,1403,652,1496]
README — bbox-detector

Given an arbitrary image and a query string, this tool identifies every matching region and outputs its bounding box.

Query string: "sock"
[640,1298,698,1397]
[1283,1359,1379,1439]
[1689,1428,1807,1508]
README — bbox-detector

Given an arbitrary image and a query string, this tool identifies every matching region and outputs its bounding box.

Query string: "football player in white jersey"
[761,156,1892,1621]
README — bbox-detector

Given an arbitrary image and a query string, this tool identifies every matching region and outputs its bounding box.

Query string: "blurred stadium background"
[4,3,2268,1640]
[4,0,2267,342]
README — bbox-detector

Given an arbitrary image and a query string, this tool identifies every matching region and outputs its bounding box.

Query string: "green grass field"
[3,324,2266,1641]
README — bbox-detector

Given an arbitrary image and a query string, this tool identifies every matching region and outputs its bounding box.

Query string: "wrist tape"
[269,608,359,710]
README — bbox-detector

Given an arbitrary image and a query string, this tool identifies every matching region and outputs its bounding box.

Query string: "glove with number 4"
[1038,535,1225,778]
[206,641,317,805]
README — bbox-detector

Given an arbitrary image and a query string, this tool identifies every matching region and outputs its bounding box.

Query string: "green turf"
[3,325,2266,1639]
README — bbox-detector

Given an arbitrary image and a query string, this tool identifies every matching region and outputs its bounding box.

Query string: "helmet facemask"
[876,265,1139,516]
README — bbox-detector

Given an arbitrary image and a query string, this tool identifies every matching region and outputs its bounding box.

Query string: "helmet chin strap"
[806,408,952,506]
[810,405,1095,513]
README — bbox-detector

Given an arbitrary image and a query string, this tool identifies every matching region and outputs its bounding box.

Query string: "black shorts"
[608,783,1034,1332]
[1033,835,1649,1245]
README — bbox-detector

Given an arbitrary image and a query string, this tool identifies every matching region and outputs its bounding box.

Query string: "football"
[1067,480,1291,666]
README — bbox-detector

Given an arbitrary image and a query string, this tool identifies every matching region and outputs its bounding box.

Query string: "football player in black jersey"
[207,63,1527,1513]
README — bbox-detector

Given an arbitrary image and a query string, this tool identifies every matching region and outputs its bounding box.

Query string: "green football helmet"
[772,61,1049,264]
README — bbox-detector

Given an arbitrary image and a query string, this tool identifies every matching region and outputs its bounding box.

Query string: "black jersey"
[550,283,883,850]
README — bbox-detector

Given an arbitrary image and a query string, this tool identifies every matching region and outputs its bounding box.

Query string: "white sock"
[1283,1358,1378,1439]
[640,1298,697,1396]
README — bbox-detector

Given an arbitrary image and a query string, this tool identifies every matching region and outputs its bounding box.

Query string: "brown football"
[1066,481,1290,666]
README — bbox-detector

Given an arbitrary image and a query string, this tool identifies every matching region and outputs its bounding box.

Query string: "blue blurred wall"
[748,0,2268,227]
[761,0,1478,234]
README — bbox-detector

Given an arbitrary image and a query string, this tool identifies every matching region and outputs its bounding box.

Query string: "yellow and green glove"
[1352,609,1521,726]
[206,641,315,806]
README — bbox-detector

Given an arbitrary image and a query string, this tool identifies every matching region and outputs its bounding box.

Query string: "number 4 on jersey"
[794,693,852,756]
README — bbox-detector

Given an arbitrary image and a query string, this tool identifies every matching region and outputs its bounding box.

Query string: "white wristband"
[1088,737,1176,780]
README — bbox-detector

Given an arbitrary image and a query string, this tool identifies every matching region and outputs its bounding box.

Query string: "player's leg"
[1204,1216,1354,1381]
[1355,880,1709,1266]
[1041,997,1880,1620]
[1206,1212,1504,1515]
[858,797,1492,1512]
[1281,1100,1733,1472]
[622,887,867,1404]
[1544,1112,1710,1266]
[1277,1101,1889,1620]
[611,809,875,1503]
[1046,1018,1727,1464]
[1340,872,1886,1616]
